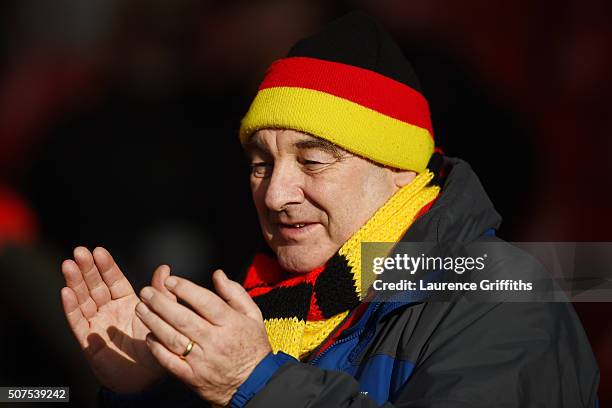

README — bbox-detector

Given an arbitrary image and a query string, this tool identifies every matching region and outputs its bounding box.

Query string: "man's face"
[246,129,403,273]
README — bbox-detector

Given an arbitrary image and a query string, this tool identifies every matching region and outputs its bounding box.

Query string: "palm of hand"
[85,294,165,392]
[61,247,172,394]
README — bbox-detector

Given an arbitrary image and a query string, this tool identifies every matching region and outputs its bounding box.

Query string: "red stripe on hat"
[259,57,433,136]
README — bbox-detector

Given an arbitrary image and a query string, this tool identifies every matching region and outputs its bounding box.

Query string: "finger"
[139,286,213,342]
[164,276,234,325]
[60,286,90,349]
[73,246,112,308]
[93,247,135,299]
[145,333,193,382]
[212,270,262,321]
[135,300,203,358]
[61,258,98,319]
[151,265,177,301]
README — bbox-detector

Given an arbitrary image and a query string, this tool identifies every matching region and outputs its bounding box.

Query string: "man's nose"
[264,162,304,212]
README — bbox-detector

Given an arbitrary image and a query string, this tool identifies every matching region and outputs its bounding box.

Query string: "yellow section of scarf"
[264,170,440,360]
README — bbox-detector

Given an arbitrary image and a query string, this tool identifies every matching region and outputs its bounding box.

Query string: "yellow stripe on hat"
[240,86,434,172]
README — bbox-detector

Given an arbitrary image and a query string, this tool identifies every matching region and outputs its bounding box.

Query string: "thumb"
[213,269,262,321]
[151,265,177,301]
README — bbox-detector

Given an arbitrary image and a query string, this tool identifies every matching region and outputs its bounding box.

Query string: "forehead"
[244,129,346,156]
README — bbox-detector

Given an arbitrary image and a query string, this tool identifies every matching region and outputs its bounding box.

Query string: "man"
[60,12,599,407]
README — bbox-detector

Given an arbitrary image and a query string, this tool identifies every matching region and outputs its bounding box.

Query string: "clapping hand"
[60,247,176,393]
[136,269,272,406]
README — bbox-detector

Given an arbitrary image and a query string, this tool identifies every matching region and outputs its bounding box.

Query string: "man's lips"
[275,222,319,239]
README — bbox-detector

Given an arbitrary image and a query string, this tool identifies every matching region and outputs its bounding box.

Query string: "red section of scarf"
[244,253,328,321]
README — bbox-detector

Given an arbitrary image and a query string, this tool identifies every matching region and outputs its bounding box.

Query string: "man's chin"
[275,247,331,274]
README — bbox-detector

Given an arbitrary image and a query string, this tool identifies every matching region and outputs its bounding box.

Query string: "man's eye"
[250,162,272,178]
[302,159,328,170]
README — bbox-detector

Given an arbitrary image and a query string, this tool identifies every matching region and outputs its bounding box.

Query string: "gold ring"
[181,340,195,359]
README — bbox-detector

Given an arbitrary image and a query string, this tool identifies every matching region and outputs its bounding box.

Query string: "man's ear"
[391,169,417,188]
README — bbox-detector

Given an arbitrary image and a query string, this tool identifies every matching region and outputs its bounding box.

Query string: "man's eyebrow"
[293,138,346,159]
[243,138,270,155]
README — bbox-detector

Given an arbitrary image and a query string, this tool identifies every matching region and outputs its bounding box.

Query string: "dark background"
[0,0,610,406]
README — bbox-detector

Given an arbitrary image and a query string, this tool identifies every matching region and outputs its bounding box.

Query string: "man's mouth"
[276,222,319,239]
[279,222,315,229]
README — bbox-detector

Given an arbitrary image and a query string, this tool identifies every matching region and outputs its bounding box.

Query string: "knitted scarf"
[243,170,440,360]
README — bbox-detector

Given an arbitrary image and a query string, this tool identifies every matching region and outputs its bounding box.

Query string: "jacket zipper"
[309,302,383,365]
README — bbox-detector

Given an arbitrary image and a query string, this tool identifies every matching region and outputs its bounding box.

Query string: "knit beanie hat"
[239,11,434,172]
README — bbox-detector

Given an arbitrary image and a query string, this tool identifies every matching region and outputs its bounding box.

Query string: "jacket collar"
[402,156,502,244]
[350,156,503,330]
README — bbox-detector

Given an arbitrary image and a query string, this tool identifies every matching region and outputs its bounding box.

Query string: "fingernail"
[165,276,178,289]
[135,302,148,315]
[140,287,153,300]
